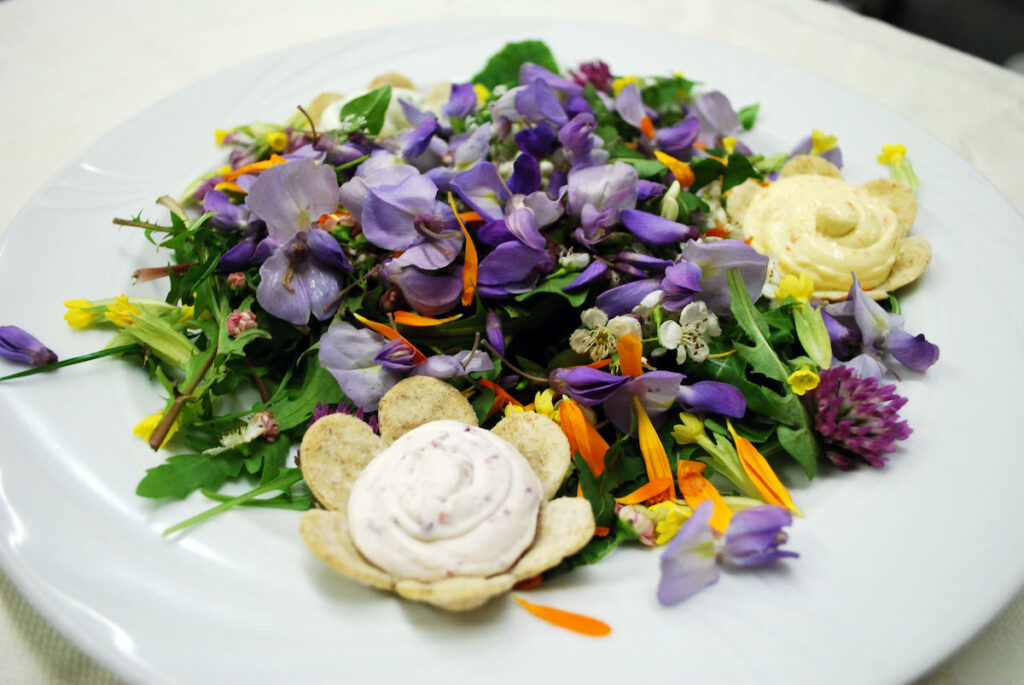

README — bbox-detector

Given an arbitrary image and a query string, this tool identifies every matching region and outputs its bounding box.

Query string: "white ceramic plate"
[1,20,1022,685]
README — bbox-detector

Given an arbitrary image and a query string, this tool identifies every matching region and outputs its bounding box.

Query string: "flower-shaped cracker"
[726,155,930,301]
[299,376,595,611]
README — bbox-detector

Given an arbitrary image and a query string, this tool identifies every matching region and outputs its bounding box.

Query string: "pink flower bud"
[225,309,257,337]
[617,504,657,546]
[227,272,247,289]
[254,411,279,443]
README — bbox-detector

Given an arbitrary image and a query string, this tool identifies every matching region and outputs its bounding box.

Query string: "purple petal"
[442,83,477,119]
[402,113,440,160]
[477,242,554,293]
[677,381,746,418]
[558,113,597,155]
[306,228,353,272]
[523,191,563,228]
[603,371,683,433]
[614,83,646,129]
[519,63,584,97]
[379,260,463,316]
[549,367,630,406]
[319,321,400,410]
[655,117,700,156]
[660,261,703,311]
[567,162,638,217]
[505,206,546,250]
[219,235,260,271]
[886,329,939,372]
[657,501,720,606]
[450,161,509,222]
[477,219,516,247]
[620,209,698,246]
[203,190,247,231]
[257,248,343,325]
[507,154,541,196]
[246,160,339,243]
[637,180,667,202]
[0,326,57,367]
[834,353,886,380]
[616,251,673,273]
[486,311,505,356]
[373,338,417,373]
[563,260,609,290]
[595,278,662,317]
[681,239,768,314]
[338,151,418,224]
[514,78,568,127]
[361,174,438,251]
[515,124,559,159]
[720,505,798,568]
[452,123,492,170]
[694,91,742,143]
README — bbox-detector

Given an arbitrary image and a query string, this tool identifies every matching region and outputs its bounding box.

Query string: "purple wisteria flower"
[485,311,505,356]
[620,210,698,246]
[680,239,769,313]
[338,151,419,225]
[823,274,939,373]
[0,326,57,367]
[692,91,742,149]
[378,259,463,316]
[660,261,703,311]
[245,160,351,325]
[319,321,401,411]
[807,365,913,469]
[658,501,798,606]
[567,162,639,245]
[615,83,700,157]
[413,349,493,379]
[441,83,477,119]
[595,278,662,317]
[360,173,464,270]
[548,366,631,406]
[515,78,568,127]
[476,241,555,297]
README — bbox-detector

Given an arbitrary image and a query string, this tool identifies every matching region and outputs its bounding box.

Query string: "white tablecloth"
[1,0,1022,682]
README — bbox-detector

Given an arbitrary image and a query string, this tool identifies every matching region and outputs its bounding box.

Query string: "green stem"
[163,470,304,535]
[0,344,141,382]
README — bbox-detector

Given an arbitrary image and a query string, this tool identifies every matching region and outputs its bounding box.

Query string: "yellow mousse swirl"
[347,420,542,582]
[741,174,903,291]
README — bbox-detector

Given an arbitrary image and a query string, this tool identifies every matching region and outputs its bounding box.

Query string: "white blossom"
[658,301,721,364]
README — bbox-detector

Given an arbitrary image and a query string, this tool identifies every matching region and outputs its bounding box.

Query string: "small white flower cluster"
[569,307,642,361]
[656,301,721,365]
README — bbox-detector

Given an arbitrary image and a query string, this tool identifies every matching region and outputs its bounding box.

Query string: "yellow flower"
[787,368,820,396]
[648,500,693,545]
[217,164,232,176]
[775,272,815,303]
[503,404,527,418]
[611,76,637,95]
[177,304,195,323]
[810,129,838,156]
[533,389,560,422]
[472,83,491,103]
[214,128,233,146]
[877,143,907,167]
[133,411,179,448]
[721,136,737,155]
[671,412,706,445]
[64,298,98,328]
[266,131,288,152]
[104,294,141,327]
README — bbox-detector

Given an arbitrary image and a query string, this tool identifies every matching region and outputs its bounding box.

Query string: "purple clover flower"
[807,365,913,469]
[569,60,614,93]
[308,401,379,435]
[0,326,57,367]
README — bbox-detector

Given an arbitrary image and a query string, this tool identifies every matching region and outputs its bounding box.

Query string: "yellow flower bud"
[671,412,706,445]
[877,143,907,167]
[810,129,838,156]
[776,273,815,303]
[104,294,140,327]
[266,131,288,152]
[214,128,233,146]
[787,368,820,396]
[472,83,491,103]
[133,411,179,448]
[611,76,637,95]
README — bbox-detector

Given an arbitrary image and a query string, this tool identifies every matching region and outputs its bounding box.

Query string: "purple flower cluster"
[808,365,913,469]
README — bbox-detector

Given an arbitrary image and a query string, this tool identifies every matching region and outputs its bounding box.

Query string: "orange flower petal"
[613,477,673,505]
[559,398,607,476]
[728,421,802,515]
[222,154,288,182]
[448,193,478,307]
[567,358,612,370]
[653,150,695,187]
[633,396,673,483]
[392,311,462,327]
[677,461,732,533]
[477,379,521,417]
[456,210,484,223]
[513,595,611,637]
[616,333,643,378]
[351,313,427,363]
[640,115,656,139]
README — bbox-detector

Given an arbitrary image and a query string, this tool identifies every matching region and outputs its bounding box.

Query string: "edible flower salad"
[1,40,939,623]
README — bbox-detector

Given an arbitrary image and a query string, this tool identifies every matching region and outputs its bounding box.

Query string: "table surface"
[1,0,1022,682]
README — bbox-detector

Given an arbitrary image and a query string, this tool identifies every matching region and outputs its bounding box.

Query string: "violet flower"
[680,239,769,314]
[514,78,568,127]
[203,190,253,232]
[823,274,939,373]
[615,83,699,158]
[567,162,639,245]
[559,112,609,169]
[373,338,417,373]
[595,278,662,317]
[485,311,505,356]
[0,326,57,367]
[515,124,559,159]
[807,365,913,469]
[338,151,419,225]
[660,261,703,311]
[693,91,742,148]
[319,321,401,411]
[360,173,464,270]
[414,349,493,379]
[620,209,698,246]
[519,63,585,98]
[245,160,351,325]
[378,259,463,316]
[658,501,798,606]
[441,83,477,120]
[476,241,555,297]
[548,366,631,406]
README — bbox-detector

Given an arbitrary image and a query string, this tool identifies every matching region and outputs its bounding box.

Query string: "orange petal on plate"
[613,477,674,505]
[640,115,656,139]
[351,313,427,363]
[222,154,288,182]
[677,461,732,533]
[448,193,478,307]
[616,334,643,378]
[653,150,695,187]
[513,595,611,637]
[728,421,802,515]
[392,311,461,327]
[559,398,608,476]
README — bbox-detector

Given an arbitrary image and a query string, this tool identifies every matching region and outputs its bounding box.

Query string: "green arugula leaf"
[737,103,760,130]
[514,271,589,306]
[728,270,790,382]
[574,453,616,528]
[777,425,819,478]
[471,387,495,424]
[270,360,345,431]
[136,452,245,499]
[722,153,764,191]
[339,86,392,136]
[471,40,558,89]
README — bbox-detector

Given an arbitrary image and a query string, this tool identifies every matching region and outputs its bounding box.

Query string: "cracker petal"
[299,413,381,512]
[779,154,842,178]
[511,498,596,581]
[491,412,571,499]
[376,376,478,444]
[862,178,918,236]
[300,510,394,591]
[395,575,517,612]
